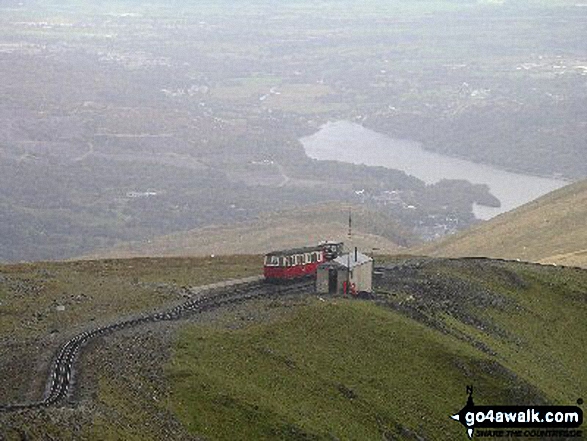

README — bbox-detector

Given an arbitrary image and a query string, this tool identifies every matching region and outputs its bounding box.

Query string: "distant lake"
[300,121,569,220]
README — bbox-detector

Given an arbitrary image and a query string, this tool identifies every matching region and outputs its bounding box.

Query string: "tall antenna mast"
[348,207,352,240]
[347,207,351,295]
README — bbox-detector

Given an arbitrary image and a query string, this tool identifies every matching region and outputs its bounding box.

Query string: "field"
[1,256,585,439]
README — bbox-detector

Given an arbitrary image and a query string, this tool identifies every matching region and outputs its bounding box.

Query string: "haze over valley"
[0,0,585,261]
[1,1,586,440]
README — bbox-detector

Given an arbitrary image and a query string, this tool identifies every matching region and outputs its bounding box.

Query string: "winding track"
[0,277,315,412]
[2,256,584,414]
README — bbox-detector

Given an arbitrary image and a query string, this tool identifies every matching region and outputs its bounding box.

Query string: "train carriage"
[264,242,343,282]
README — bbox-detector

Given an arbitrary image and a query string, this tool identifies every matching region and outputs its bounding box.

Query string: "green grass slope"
[168,301,516,440]
[375,257,587,405]
[412,179,587,268]
[0,256,261,405]
[166,258,586,440]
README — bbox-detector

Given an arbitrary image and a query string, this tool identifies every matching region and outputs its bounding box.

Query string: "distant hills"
[413,179,587,268]
[83,203,414,260]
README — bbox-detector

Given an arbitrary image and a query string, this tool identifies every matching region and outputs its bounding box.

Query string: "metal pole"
[347,250,350,295]
[347,208,351,295]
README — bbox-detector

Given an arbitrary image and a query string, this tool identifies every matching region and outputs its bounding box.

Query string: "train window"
[295,255,302,265]
[305,253,312,263]
[264,256,279,266]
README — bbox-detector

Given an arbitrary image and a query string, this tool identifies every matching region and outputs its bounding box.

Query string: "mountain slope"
[1,257,585,439]
[83,203,415,260]
[412,179,587,267]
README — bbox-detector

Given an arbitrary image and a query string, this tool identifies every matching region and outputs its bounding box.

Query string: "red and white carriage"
[263,242,343,282]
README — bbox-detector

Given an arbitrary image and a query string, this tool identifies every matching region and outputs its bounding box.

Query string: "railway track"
[0,278,315,413]
[2,256,583,414]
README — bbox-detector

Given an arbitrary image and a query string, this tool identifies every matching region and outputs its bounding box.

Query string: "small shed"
[316,249,373,295]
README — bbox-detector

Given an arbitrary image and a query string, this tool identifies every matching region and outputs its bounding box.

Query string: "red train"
[263,241,343,282]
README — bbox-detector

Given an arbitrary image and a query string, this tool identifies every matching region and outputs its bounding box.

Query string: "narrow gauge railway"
[0,278,314,413]
[2,254,584,414]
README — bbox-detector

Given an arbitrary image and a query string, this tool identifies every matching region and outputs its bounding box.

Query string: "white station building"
[316,248,373,295]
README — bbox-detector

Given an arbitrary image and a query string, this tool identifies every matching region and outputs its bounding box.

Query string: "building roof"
[319,252,372,270]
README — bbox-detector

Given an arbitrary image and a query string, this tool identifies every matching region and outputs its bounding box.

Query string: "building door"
[328,269,338,294]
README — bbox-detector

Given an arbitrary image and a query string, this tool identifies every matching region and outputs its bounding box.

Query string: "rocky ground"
[375,258,522,352]
[372,257,581,407]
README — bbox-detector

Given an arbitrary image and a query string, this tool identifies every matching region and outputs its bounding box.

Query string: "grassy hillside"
[1,257,585,440]
[83,203,414,260]
[169,301,508,440]
[165,258,586,440]
[0,256,261,406]
[412,179,587,268]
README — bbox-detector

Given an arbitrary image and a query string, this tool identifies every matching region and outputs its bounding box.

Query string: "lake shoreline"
[300,120,569,220]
